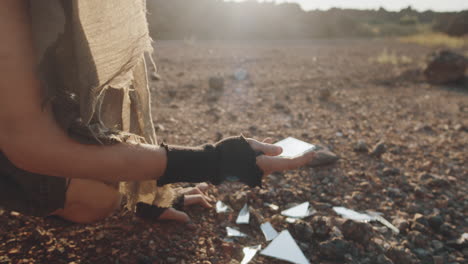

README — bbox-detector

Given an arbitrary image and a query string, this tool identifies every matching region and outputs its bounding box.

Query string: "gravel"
[1,39,467,264]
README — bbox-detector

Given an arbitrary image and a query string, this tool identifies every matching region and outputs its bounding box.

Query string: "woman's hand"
[158,183,213,223]
[246,137,316,176]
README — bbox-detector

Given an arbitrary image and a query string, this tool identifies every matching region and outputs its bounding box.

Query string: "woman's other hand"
[246,137,316,176]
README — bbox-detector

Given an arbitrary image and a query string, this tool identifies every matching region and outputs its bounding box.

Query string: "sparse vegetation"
[399,14,419,25]
[372,49,412,65]
[400,33,468,48]
[146,1,466,40]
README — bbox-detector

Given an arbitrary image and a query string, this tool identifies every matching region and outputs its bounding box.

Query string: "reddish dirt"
[1,39,467,264]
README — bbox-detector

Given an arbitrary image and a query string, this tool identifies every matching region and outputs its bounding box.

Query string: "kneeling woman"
[0,0,317,224]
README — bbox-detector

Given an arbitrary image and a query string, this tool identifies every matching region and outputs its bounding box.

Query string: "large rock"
[411,213,429,232]
[249,208,264,228]
[375,254,394,264]
[392,218,409,234]
[408,231,429,248]
[385,246,417,264]
[310,216,332,239]
[424,50,467,84]
[318,238,357,261]
[370,141,386,157]
[227,191,247,211]
[354,140,368,153]
[290,220,315,242]
[207,76,225,101]
[341,220,374,245]
[208,76,224,91]
[427,214,444,231]
[309,149,339,167]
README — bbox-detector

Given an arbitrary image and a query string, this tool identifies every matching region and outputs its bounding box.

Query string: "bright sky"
[229,0,468,12]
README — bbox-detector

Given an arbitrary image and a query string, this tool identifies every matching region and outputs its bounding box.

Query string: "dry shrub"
[399,33,468,49]
[372,49,412,65]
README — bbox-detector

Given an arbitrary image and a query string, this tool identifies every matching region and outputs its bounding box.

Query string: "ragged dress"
[0,0,173,217]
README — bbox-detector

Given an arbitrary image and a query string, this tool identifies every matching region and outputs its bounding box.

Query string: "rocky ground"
[1,39,467,264]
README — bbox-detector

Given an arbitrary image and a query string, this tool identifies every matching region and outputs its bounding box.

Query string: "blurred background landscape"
[147,0,468,42]
[1,1,467,264]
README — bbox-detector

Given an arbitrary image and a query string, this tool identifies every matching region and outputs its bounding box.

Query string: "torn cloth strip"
[27,0,170,211]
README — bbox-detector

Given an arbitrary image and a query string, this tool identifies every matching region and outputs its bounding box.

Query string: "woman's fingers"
[246,138,282,156]
[179,183,210,196]
[203,194,213,202]
[184,194,213,208]
[256,155,296,173]
[256,150,316,174]
[196,182,210,193]
[182,187,203,195]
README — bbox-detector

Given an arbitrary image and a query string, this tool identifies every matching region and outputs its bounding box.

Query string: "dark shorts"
[0,152,67,217]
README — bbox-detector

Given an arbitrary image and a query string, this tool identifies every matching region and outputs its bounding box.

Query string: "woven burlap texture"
[30,0,174,210]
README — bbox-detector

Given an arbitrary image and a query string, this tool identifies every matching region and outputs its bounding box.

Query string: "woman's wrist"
[156,135,263,187]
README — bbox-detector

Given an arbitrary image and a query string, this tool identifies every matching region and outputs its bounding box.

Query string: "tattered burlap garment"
[30,0,173,210]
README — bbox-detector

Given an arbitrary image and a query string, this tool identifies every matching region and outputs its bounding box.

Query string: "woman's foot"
[158,208,190,222]
[184,194,212,209]
[147,182,213,223]
[178,183,213,209]
[176,182,210,195]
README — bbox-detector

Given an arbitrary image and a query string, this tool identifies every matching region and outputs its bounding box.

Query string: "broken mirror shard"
[226,227,247,237]
[265,203,279,211]
[240,245,261,264]
[333,206,375,222]
[334,207,400,234]
[281,202,316,219]
[216,201,231,213]
[260,222,279,241]
[236,204,250,224]
[260,230,310,264]
[274,137,316,158]
[222,237,235,243]
[367,211,400,234]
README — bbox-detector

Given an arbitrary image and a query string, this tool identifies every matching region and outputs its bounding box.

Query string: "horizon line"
[225,0,468,13]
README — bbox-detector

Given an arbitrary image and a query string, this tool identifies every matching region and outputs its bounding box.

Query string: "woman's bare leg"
[52,181,212,224]
[158,208,190,222]
[156,183,212,222]
[51,179,121,224]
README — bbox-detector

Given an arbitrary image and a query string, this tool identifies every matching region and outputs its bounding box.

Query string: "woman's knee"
[54,179,121,223]
[57,195,121,224]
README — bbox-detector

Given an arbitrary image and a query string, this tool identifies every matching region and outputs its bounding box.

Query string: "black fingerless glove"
[157,135,263,188]
[135,202,167,220]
